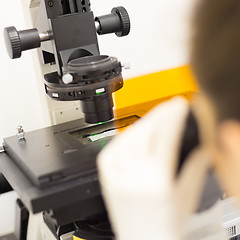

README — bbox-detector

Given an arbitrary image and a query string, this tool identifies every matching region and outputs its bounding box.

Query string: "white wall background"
[0,0,197,236]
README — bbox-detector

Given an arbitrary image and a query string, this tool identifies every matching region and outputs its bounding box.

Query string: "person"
[97,0,240,239]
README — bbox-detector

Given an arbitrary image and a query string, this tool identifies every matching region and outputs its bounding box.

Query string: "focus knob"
[4,26,41,59]
[112,7,131,37]
[95,6,131,37]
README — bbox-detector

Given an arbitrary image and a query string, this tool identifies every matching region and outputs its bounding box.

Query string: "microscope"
[1,0,132,239]
[0,1,227,240]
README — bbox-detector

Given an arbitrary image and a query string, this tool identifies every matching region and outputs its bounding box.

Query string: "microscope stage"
[0,116,138,214]
[3,116,138,188]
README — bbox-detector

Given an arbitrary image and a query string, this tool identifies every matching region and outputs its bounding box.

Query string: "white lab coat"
[98,97,227,240]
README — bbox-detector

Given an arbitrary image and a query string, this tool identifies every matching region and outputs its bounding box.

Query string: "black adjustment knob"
[4,26,41,59]
[112,7,130,37]
[95,6,131,37]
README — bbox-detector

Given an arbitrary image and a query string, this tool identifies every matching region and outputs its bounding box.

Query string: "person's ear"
[215,120,240,198]
[218,120,240,157]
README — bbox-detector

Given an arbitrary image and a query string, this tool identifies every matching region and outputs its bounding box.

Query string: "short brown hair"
[191,0,240,121]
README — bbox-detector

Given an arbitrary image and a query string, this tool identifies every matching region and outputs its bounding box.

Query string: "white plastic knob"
[62,73,73,84]
[122,62,131,70]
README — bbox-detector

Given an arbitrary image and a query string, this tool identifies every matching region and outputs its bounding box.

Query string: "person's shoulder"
[144,96,190,121]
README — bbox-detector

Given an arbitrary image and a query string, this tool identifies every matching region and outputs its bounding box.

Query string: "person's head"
[190,0,240,200]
